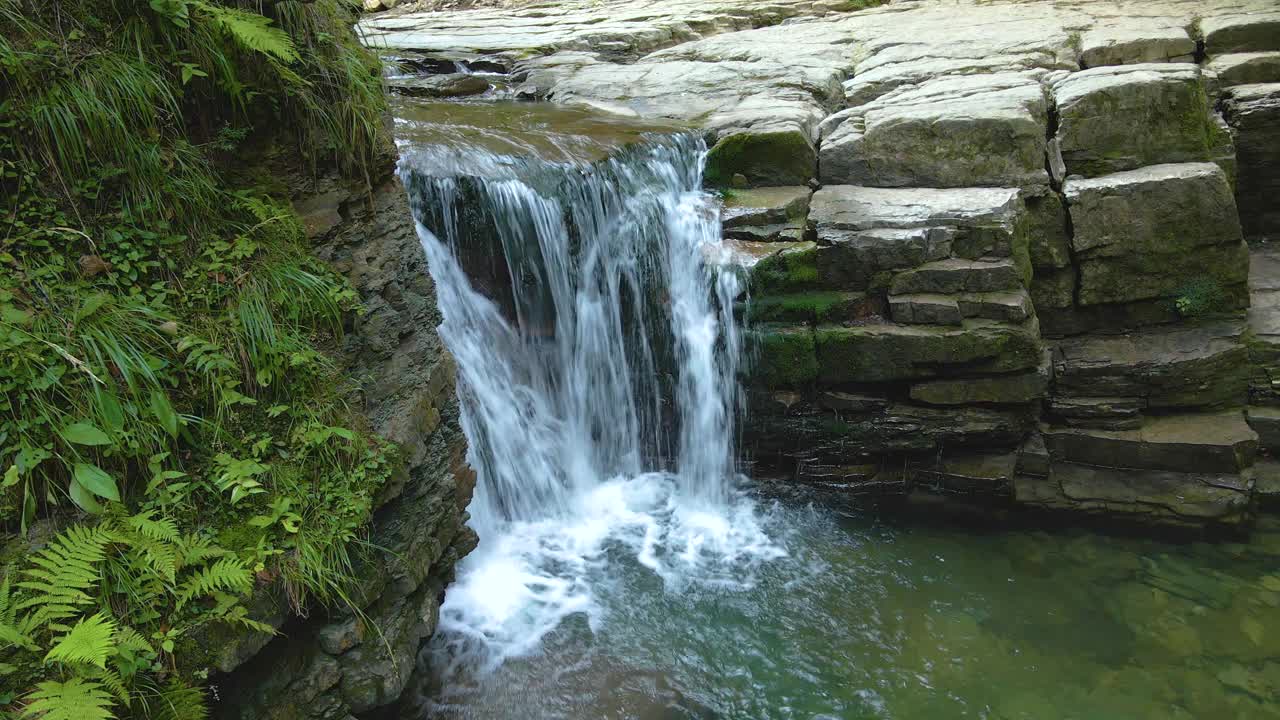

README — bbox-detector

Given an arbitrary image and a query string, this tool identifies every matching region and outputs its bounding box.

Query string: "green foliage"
[1174,277,1230,319]
[0,0,399,716]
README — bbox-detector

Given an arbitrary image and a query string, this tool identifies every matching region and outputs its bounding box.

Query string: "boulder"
[814,318,1043,384]
[1041,410,1259,474]
[1202,12,1280,55]
[1079,26,1196,67]
[821,71,1050,188]
[1063,163,1247,306]
[1051,321,1251,409]
[1053,64,1223,177]
[389,74,491,98]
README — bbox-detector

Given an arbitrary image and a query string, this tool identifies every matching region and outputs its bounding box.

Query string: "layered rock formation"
[362,0,1280,531]
[209,172,477,719]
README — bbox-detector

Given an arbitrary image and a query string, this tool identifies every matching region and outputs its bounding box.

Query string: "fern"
[195,2,300,64]
[126,511,180,544]
[20,678,115,720]
[44,612,117,668]
[15,525,112,628]
[175,558,252,611]
[143,679,209,720]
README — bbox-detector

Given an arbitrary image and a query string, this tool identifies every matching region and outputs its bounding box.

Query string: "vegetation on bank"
[0,1,395,717]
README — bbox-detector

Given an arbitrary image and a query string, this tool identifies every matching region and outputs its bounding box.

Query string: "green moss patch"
[705,130,815,187]
[749,325,819,387]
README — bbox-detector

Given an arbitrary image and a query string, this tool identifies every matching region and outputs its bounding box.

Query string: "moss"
[750,325,819,387]
[750,243,820,294]
[705,130,815,187]
[748,291,868,324]
[813,321,1042,384]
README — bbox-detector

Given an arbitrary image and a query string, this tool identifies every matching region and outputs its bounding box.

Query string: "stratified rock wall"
[360,0,1280,531]
[212,171,477,719]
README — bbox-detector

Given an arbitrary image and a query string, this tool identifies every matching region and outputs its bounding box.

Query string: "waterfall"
[400,130,782,680]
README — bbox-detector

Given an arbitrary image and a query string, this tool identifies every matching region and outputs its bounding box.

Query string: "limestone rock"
[1048,396,1145,430]
[888,294,962,326]
[1222,83,1280,242]
[956,290,1035,323]
[1015,462,1253,528]
[910,362,1049,406]
[908,451,1018,496]
[1246,406,1280,452]
[745,291,883,325]
[821,71,1050,188]
[1202,12,1280,54]
[1051,321,1251,409]
[1063,163,1247,306]
[390,73,491,98]
[1041,410,1259,474]
[1024,191,1071,270]
[1206,52,1280,88]
[1053,64,1221,177]
[721,186,811,229]
[814,319,1042,384]
[889,258,1024,296]
[1079,26,1195,68]
[749,324,818,387]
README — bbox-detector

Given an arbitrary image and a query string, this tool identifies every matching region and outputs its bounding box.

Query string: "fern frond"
[44,611,117,668]
[175,534,227,569]
[126,511,180,543]
[144,679,208,720]
[15,525,111,626]
[195,3,300,63]
[19,678,115,720]
[175,558,252,611]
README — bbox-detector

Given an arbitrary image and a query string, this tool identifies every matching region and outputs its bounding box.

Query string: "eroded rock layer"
[361,0,1280,530]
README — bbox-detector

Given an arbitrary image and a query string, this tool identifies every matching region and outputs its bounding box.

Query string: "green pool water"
[413,495,1280,720]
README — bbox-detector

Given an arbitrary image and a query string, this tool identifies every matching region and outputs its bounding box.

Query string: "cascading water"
[399,129,784,688]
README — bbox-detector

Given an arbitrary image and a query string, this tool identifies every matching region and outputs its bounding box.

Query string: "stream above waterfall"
[391,98,1280,720]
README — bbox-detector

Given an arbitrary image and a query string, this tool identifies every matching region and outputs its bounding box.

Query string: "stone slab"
[1203,12,1280,55]
[1041,410,1259,474]
[1079,25,1196,68]
[821,71,1050,188]
[1206,52,1280,88]
[1053,64,1220,177]
[1052,321,1251,409]
[814,319,1042,384]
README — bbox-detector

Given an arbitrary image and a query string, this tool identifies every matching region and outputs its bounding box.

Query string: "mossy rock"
[749,241,820,294]
[746,291,882,324]
[813,319,1043,384]
[706,129,815,187]
[749,324,819,387]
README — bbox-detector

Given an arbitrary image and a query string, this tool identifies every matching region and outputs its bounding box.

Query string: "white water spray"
[400,132,783,681]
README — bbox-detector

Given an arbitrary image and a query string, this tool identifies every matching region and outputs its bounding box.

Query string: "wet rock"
[390,73,491,98]
[1016,432,1050,477]
[1053,64,1222,177]
[1015,461,1254,527]
[746,291,883,324]
[1041,410,1259,474]
[821,71,1050,188]
[721,186,811,229]
[1063,163,1247,307]
[1246,406,1280,451]
[749,324,818,387]
[908,451,1018,496]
